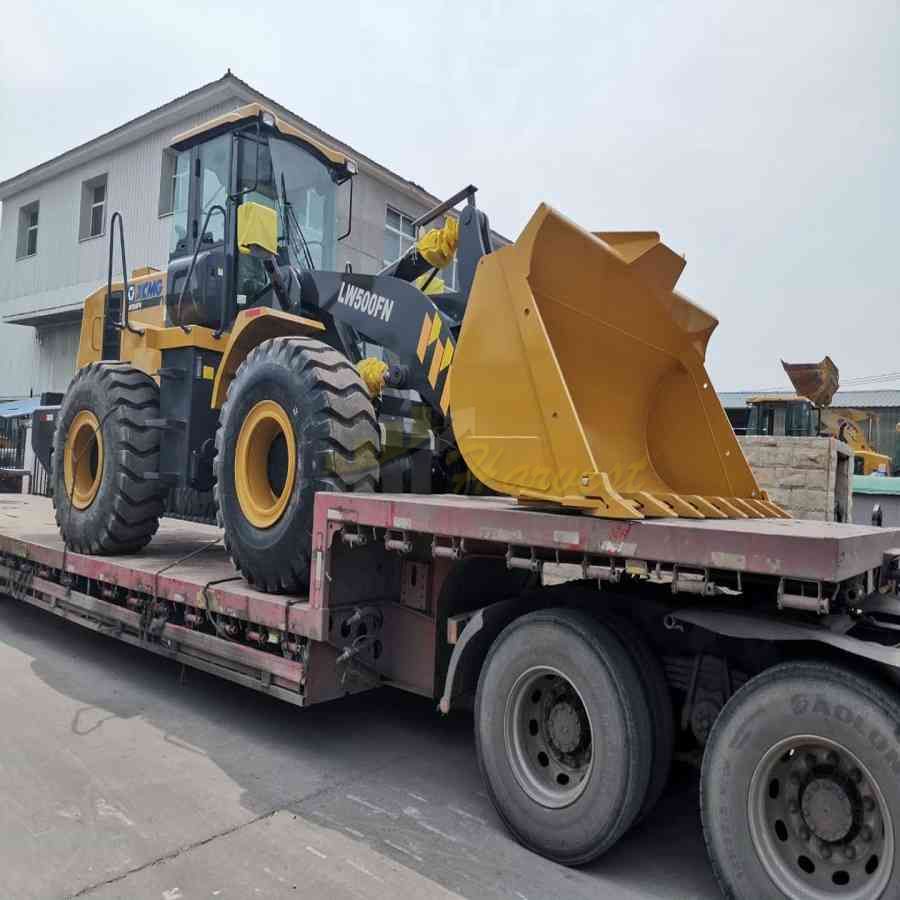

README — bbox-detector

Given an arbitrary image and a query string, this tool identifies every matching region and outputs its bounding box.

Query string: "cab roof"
[170,102,352,169]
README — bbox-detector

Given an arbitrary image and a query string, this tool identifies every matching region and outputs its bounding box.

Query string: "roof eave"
[0,77,240,201]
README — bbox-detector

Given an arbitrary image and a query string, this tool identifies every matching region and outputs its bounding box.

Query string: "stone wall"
[737,436,853,522]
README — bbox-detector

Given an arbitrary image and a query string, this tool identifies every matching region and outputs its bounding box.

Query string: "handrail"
[411,184,477,229]
[107,212,144,336]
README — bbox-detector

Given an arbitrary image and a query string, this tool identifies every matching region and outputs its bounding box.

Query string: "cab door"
[165,133,233,328]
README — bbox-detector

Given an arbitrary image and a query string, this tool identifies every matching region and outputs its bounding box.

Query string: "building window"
[79,175,107,240]
[384,206,416,266]
[16,201,39,259]
[158,148,183,217]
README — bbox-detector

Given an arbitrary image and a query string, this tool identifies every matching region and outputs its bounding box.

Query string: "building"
[0,73,478,400]
[720,389,900,470]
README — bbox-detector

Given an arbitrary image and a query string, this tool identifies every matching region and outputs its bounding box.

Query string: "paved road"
[0,599,720,899]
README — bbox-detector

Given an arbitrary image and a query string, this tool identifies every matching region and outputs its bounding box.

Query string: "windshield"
[269,137,337,271]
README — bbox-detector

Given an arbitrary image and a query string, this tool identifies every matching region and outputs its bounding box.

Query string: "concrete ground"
[0,598,720,900]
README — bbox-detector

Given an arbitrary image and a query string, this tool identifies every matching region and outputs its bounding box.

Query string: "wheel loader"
[47,103,785,594]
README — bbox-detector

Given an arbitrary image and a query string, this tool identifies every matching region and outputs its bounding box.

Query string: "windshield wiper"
[280,174,315,271]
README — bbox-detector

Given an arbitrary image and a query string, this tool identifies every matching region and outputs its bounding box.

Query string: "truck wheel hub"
[546,700,582,755]
[749,736,892,898]
[801,776,854,843]
[504,666,593,809]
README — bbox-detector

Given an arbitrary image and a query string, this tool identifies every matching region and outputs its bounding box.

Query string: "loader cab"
[164,104,355,332]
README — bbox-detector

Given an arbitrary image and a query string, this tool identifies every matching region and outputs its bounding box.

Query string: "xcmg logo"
[127,279,164,309]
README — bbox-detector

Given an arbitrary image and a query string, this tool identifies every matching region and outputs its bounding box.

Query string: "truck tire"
[597,612,674,823]
[475,608,653,865]
[215,337,379,593]
[52,363,164,554]
[702,660,900,899]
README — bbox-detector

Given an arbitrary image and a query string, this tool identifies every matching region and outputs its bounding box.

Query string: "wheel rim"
[749,735,894,899]
[504,665,593,808]
[235,399,296,529]
[63,410,104,510]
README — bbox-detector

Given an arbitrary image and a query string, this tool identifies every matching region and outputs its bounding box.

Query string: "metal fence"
[0,414,29,494]
[31,451,52,497]
[0,415,26,465]
[0,412,56,497]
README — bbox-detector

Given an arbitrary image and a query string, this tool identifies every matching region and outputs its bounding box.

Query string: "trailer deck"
[1,492,899,713]
[312,491,900,583]
[3,493,900,614]
[0,494,318,705]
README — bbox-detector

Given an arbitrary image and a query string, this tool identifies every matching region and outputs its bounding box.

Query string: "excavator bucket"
[449,204,786,519]
[782,357,839,408]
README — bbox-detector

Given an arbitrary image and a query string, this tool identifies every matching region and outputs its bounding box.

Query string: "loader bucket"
[449,204,785,519]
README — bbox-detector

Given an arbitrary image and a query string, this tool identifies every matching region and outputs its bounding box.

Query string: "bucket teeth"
[756,498,791,518]
[728,497,765,518]
[621,491,678,518]
[706,497,749,519]
[682,496,729,518]
[655,493,706,518]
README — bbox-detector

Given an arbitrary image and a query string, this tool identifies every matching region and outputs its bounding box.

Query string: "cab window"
[198,134,230,244]
[168,152,191,255]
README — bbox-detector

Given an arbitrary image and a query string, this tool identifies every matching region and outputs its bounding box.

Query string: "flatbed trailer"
[2,492,900,898]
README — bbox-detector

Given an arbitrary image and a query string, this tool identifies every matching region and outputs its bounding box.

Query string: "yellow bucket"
[449,204,785,519]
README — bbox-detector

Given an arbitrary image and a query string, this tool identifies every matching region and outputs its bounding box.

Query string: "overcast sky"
[1,1,897,391]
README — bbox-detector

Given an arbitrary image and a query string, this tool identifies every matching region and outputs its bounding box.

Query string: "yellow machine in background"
[820,409,891,475]
[747,395,891,476]
[768,357,893,475]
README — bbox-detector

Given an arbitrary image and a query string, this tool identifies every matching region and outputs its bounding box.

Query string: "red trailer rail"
[2,491,900,897]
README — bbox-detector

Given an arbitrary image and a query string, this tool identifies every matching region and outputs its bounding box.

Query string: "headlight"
[260,111,276,128]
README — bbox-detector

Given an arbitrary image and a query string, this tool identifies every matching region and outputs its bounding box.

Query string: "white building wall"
[0,88,445,400]
[0,98,244,398]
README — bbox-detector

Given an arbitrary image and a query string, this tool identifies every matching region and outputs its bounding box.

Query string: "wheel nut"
[799,825,811,841]
[864,796,876,812]
[844,845,857,861]
[860,826,873,842]
[788,800,799,814]
[826,750,839,765]
[819,840,832,860]
[850,768,862,783]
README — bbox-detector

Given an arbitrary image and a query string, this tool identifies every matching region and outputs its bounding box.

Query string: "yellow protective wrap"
[416,217,459,269]
[414,272,447,296]
[357,357,389,397]
[237,201,278,257]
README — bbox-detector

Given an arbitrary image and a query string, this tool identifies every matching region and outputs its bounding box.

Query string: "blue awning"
[0,398,43,420]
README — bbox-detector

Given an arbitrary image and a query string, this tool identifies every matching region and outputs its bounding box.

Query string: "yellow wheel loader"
[46,104,782,594]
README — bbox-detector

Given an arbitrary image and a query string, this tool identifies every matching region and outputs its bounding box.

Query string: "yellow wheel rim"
[63,410,104,510]
[235,399,297,529]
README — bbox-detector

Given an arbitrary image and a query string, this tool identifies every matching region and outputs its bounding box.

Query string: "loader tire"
[701,661,900,900]
[475,608,653,865]
[52,363,164,554]
[214,337,379,594]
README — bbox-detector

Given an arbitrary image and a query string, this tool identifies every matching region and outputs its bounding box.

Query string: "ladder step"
[146,418,187,431]
[158,367,186,380]
[144,472,179,485]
